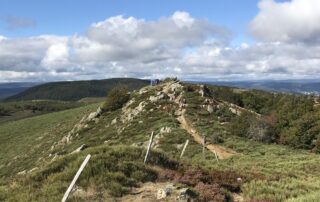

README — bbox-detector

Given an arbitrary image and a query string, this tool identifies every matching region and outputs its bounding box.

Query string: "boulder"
[157,187,172,200]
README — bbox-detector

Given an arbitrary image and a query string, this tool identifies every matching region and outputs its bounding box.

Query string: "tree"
[102,85,130,112]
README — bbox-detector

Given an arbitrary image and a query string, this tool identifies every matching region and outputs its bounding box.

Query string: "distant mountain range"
[0,82,40,100]
[2,79,320,101]
[4,78,149,101]
[197,80,320,95]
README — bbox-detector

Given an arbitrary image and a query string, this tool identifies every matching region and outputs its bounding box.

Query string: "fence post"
[180,139,189,158]
[61,154,91,202]
[213,150,219,162]
[144,132,154,164]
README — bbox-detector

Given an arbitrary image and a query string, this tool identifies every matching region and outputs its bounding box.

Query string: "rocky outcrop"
[121,101,146,123]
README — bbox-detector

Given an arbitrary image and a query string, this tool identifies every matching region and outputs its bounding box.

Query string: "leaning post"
[180,139,189,158]
[144,132,154,164]
[61,154,91,202]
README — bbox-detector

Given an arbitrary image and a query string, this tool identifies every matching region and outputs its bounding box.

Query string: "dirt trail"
[177,109,237,159]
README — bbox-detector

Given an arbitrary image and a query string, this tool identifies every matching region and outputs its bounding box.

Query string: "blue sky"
[1,0,320,82]
[0,0,259,44]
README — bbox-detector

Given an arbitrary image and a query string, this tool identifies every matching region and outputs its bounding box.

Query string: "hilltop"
[0,78,320,201]
[5,78,149,101]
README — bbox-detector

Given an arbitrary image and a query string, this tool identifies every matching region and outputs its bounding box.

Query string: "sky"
[1,0,320,82]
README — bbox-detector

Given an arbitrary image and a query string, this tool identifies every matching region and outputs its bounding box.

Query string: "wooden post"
[61,154,91,202]
[180,139,189,158]
[144,132,154,164]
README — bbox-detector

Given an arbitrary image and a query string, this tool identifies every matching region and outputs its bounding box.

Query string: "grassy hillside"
[0,100,84,124]
[5,78,149,101]
[1,79,320,201]
[0,103,99,180]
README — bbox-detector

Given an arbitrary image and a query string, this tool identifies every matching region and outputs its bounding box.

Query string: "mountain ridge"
[5,78,149,101]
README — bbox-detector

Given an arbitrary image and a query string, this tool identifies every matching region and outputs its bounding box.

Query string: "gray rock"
[157,187,172,200]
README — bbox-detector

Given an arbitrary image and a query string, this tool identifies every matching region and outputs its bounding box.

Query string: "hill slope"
[1,79,320,201]
[5,78,149,101]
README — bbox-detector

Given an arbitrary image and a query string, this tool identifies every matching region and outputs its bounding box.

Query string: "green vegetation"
[5,146,164,201]
[102,85,130,111]
[6,78,149,101]
[0,103,99,180]
[207,85,320,151]
[1,80,320,201]
[206,136,320,202]
[0,100,84,124]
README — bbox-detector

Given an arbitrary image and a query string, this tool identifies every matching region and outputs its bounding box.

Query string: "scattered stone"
[139,120,143,124]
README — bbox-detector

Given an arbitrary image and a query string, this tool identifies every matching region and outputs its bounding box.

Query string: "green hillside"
[5,78,149,101]
[1,79,320,201]
[0,100,85,124]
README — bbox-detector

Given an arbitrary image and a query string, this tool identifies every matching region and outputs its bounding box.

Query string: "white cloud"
[172,11,195,28]
[250,0,320,43]
[2,10,320,82]
[41,42,70,69]
[0,35,6,41]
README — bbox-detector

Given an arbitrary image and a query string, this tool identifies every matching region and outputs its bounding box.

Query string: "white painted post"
[144,132,154,164]
[213,150,219,162]
[180,139,189,158]
[61,154,91,202]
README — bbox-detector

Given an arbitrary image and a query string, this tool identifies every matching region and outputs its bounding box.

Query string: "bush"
[230,112,276,143]
[108,181,128,197]
[194,182,227,201]
[102,85,130,111]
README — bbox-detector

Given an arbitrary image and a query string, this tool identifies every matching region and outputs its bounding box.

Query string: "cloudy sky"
[1,0,320,82]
